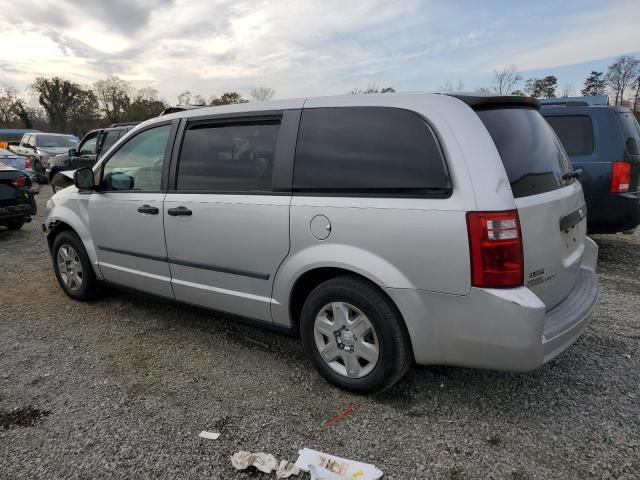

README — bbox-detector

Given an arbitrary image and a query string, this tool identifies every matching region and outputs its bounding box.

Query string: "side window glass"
[176,121,280,191]
[99,131,120,158]
[293,107,450,193]
[79,134,98,156]
[101,125,171,192]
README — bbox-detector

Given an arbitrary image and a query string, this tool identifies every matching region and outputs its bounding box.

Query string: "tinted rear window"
[293,107,450,195]
[476,108,571,198]
[618,112,640,155]
[545,115,594,156]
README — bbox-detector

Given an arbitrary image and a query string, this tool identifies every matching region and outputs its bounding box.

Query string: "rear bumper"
[0,203,32,220]
[387,238,599,371]
[586,191,640,234]
[541,268,598,363]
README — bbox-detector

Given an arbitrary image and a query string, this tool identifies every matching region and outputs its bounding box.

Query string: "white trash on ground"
[198,431,220,440]
[295,448,383,479]
[231,451,300,477]
[276,459,301,478]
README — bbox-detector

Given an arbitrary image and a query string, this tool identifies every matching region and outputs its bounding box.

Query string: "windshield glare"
[36,135,79,148]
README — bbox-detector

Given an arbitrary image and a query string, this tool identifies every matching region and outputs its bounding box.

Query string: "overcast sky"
[0,0,638,103]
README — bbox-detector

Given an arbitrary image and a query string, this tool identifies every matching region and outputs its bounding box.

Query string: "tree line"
[2,55,638,137]
[479,55,640,112]
[0,77,277,136]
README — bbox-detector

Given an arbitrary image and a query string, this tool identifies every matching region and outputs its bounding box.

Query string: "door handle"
[137,204,159,215]
[167,206,192,216]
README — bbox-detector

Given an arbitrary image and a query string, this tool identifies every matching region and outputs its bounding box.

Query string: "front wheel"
[300,275,412,394]
[52,231,98,300]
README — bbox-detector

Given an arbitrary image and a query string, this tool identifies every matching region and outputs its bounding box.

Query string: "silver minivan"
[44,93,599,393]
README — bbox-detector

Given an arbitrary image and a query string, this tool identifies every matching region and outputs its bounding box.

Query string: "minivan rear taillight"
[466,210,523,288]
[610,161,631,193]
[24,159,31,169]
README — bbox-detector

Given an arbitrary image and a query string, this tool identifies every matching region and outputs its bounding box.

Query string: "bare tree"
[475,87,492,94]
[94,76,132,123]
[191,94,206,106]
[606,55,640,106]
[632,76,640,112]
[0,87,18,124]
[439,80,454,93]
[493,65,522,95]
[250,86,276,102]
[561,84,575,98]
[177,91,192,105]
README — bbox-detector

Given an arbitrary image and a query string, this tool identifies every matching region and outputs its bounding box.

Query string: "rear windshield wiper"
[562,169,583,181]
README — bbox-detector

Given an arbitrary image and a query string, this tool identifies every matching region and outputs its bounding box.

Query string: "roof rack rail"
[541,100,590,107]
[108,122,140,127]
[539,95,609,107]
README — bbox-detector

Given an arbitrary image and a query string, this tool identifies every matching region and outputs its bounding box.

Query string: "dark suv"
[541,100,640,233]
[48,123,138,192]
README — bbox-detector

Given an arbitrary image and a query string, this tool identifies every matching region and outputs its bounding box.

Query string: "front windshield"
[36,135,79,148]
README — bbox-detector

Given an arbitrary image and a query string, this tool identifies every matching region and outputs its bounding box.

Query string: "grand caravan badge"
[527,268,556,287]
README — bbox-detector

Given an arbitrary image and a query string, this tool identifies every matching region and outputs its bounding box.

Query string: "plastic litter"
[276,459,301,478]
[198,431,220,440]
[295,448,383,479]
[324,407,355,426]
[231,451,279,474]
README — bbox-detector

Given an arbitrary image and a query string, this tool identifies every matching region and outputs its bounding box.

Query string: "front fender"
[45,194,103,279]
[270,243,414,326]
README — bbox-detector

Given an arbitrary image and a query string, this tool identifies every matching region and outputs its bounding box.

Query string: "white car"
[43,93,599,393]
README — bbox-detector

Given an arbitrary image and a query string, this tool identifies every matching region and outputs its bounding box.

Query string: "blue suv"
[541,99,640,234]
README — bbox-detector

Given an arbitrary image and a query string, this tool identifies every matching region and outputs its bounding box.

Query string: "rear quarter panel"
[271,95,508,327]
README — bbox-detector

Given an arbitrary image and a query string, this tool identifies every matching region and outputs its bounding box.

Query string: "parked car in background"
[10,133,79,184]
[0,161,37,230]
[541,98,640,234]
[44,93,598,393]
[0,149,35,180]
[0,128,40,150]
[48,123,138,192]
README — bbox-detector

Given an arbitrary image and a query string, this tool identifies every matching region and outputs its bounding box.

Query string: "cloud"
[0,0,637,102]
[495,1,640,71]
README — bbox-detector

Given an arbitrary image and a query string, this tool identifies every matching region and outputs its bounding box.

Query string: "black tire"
[300,275,412,394]
[6,218,26,230]
[52,230,98,300]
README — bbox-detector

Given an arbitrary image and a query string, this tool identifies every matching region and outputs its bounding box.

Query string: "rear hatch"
[476,106,586,309]
[617,109,640,193]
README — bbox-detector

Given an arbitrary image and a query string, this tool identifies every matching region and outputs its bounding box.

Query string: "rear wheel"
[300,275,412,394]
[52,231,98,300]
[6,218,26,230]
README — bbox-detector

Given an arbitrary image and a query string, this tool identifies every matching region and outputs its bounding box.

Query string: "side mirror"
[74,167,95,190]
[68,148,77,157]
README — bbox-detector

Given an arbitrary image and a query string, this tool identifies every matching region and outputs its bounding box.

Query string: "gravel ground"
[0,188,639,480]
